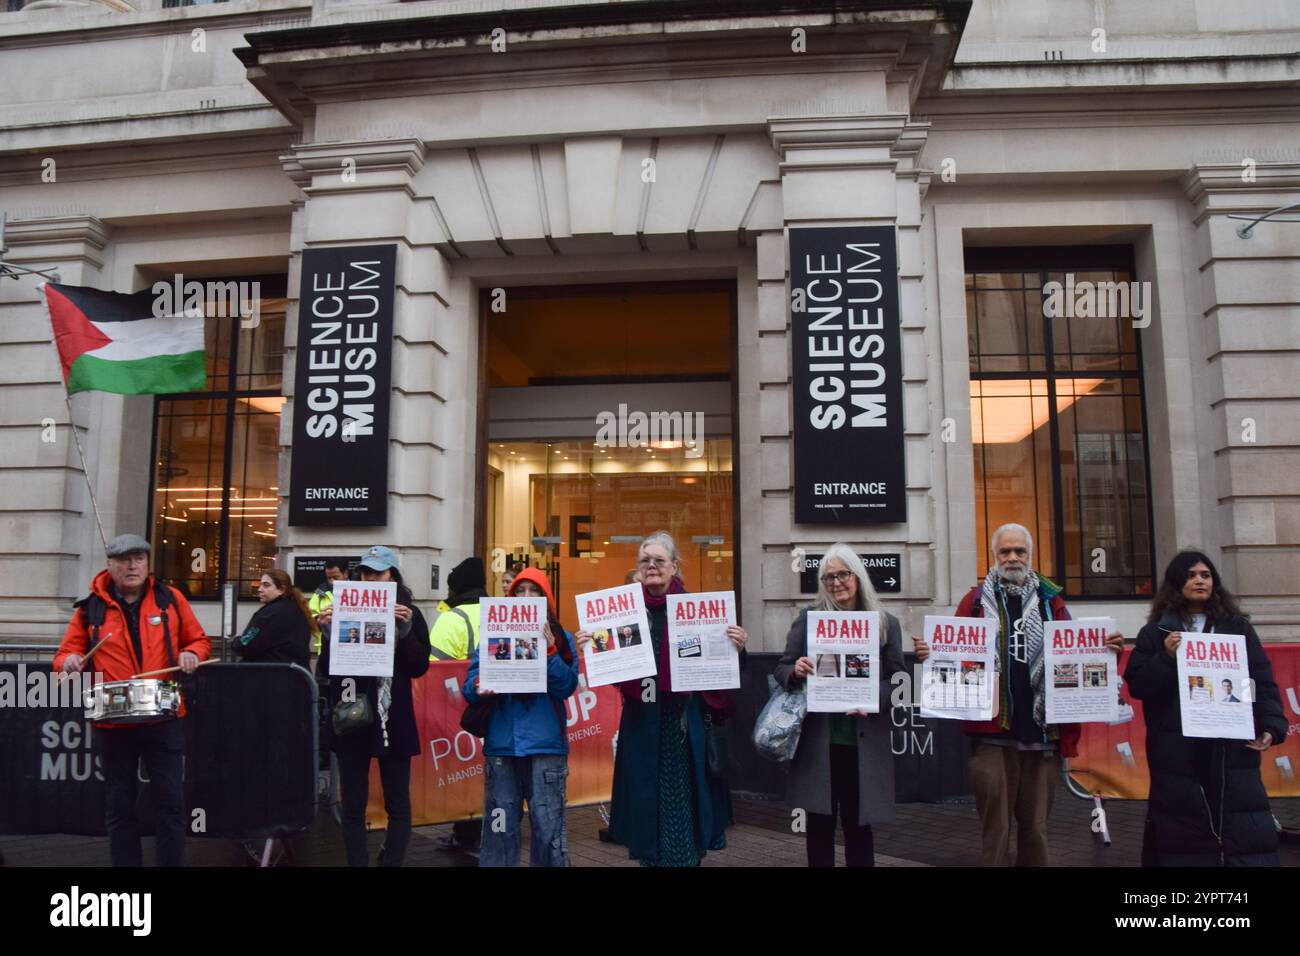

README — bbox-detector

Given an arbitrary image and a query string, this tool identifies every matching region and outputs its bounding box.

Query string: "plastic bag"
[752,674,806,763]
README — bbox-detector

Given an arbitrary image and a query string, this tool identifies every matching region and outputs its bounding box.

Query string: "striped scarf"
[378,677,392,749]
[980,567,1048,732]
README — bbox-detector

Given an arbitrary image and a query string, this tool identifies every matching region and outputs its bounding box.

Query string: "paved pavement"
[4,793,1297,867]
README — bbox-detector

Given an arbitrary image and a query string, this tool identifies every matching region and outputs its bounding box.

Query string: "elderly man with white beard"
[914,523,1123,866]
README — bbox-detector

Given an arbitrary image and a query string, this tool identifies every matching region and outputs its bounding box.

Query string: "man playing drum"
[53,533,209,867]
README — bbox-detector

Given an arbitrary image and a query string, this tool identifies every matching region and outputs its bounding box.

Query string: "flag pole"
[39,281,110,553]
[62,390,110,555]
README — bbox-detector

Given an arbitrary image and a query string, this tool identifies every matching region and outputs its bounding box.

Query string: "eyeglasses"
[820,571,854,586]
[638,558,672,569]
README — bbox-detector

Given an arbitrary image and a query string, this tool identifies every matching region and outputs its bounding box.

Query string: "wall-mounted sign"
[790,226,906,524]
[293,555,359,594]
[799,552,902,594]
[289,244,396,526]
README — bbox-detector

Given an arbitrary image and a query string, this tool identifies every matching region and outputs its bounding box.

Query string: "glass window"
[968,257,1153,597]
[484,440,734,635]
[151,286,286,601]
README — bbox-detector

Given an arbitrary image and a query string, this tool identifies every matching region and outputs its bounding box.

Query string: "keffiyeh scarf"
[980,566,1048,731]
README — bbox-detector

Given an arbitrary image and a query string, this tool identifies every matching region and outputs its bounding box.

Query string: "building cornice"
[1181,162,1300,205]
[237,1,968,61]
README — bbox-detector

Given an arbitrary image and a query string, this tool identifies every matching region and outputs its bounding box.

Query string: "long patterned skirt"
[641,692,700,868]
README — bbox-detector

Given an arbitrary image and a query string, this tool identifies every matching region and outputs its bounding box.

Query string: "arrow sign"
[800,552,901,594]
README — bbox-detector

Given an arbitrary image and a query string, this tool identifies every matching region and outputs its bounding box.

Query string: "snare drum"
[83,678,180,724]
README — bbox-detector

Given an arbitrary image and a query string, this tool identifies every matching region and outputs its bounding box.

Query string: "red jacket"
[953,584,1080,759]
[53,570,211,725]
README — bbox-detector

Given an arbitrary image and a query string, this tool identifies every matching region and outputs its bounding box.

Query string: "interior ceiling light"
[970,378,1105,444]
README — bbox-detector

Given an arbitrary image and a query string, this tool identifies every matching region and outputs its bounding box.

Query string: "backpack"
[75,581,177,669]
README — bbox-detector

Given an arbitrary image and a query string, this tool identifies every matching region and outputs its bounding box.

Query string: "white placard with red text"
[328,581,396,677]
[666,591,739,692]
[575,584,656,688]
[919,615,995,721]
[805,611,880,714]
[1176,632,1255,741]
[1045,618,1118,724]
[479,597,548,693]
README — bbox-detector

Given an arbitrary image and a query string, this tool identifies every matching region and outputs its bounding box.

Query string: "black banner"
[790,226,906,524]
[0,663,317,838]
[289,245,396,526]
[799,552,901,594]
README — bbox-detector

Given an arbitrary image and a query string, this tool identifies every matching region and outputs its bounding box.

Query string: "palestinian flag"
[41,283,206,395]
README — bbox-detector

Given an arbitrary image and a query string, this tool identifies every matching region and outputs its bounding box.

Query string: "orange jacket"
[53,570,211,723]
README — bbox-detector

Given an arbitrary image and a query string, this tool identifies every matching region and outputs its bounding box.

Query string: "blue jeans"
[95,720,187,867]
[479,753,569,867]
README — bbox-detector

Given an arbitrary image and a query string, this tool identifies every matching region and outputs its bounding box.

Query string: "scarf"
[981,566,1047,732]
[378,677,392,748]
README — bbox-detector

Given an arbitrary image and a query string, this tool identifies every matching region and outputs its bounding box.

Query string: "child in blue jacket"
[464,567,580,866]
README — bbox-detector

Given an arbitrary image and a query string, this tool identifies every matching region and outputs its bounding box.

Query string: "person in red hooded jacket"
[53,533,209,867]
[914,523,1122,866]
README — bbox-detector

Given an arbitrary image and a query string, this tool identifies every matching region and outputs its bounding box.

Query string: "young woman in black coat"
[315,546,431,867]
[1124,551,1289,866]
[236,569,312,667]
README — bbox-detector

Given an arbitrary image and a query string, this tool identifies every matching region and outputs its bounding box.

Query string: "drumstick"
[132,659,217,679]
[56,633,112,682]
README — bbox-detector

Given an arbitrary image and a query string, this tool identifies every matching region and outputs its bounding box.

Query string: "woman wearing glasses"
[773,543,906,867]
[577,531,748,866]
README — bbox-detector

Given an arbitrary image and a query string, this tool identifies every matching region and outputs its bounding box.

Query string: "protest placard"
[1045,618,1118,723]
[479,597,549,693]
[666,591,740,692]
[329,580,396,677]
[919,615,995,720]
[575,584,656,688]
[1177,632,1255,740]
[806,611,880,713]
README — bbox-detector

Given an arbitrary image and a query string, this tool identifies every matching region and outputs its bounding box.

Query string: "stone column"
[753,114,935,649]
[279,139,464,605]
[1182,162,1300,638]
[0,215,114,641]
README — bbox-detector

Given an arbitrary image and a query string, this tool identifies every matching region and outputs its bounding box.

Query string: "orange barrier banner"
[367,660,622,826]
[1070,645,1300,799]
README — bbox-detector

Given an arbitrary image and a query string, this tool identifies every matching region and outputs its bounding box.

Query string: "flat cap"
[106,533,151,558]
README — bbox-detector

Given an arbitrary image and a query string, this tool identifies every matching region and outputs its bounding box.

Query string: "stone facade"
[1,0,1297,644]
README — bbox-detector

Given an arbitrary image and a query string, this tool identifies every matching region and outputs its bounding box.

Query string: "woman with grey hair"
[578,531,748,866]
[773,543,906,867]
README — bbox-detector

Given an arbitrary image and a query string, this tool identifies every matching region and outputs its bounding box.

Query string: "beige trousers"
[968,742,1060,866]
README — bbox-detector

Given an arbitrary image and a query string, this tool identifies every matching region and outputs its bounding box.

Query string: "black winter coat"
[316,599,432,758]
[236,595,311,667]
[1124,612,1289,866]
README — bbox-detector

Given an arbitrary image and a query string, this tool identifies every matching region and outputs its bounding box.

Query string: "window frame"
[146,273,287,601]
[964,246,1157,600]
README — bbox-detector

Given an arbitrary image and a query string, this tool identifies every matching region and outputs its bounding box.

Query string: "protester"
[236,569,312,667]
[463,568,580,866]
[579,531,747,866]
[913,523,1123,866]
[501,561,523,596]
[429,556,487,850]
[315,546,430,867]
[53,533,209,867]
[773,544,906,867]
[1125,550,1288,866]
[307,559,348,657]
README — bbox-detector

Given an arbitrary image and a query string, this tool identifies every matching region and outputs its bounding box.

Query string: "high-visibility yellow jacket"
[307,586,333,655]
[428,600,480,661]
